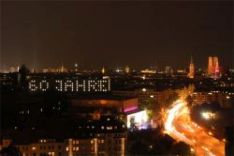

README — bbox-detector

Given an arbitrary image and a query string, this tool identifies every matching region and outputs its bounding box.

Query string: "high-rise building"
[207,56,221,79]
[213,56,220,74]
[188,57,195,79]
[208,56,214,75]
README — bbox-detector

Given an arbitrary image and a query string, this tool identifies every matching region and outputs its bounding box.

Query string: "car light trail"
[164,100,192,144]
[163,99,224,156]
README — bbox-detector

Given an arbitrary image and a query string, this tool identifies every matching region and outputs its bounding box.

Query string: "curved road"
[164,100,224,156]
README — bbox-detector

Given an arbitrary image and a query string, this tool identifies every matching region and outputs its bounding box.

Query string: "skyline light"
[1,1,233,156]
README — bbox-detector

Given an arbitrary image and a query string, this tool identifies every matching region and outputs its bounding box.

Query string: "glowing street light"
[201,112,216,120]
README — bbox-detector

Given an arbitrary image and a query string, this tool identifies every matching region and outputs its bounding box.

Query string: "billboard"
[127,110,149,130]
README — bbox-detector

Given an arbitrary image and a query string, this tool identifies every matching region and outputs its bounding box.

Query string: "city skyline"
[1,1,233,70]
[1,1,233,155]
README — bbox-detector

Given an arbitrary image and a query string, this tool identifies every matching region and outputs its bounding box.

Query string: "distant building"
[140,69,156,74]
[11,117,127,156]
[164,66,173,75]
[101,67,105,74]
[191,91,233,108]
[16,136,126,156]
[208,56,214,75]
[188,57,195,79]
[58,65,68,73]
[125,66,130,74]
[208,56,221,79]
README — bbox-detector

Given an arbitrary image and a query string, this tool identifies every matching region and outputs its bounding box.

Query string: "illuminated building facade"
[208,56,221,79]
[17,139,65,156]
[58,65,68,73]
[188,57,195,79]
[208,56,213,75]
[12,116,127,156]
[16,136,126,156]
[113,89,176,109]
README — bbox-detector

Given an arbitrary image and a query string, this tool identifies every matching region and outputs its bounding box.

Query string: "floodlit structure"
[188,57,195,79]
[101,66,105,74]
[207,56,221,79]
[125,66,130,74]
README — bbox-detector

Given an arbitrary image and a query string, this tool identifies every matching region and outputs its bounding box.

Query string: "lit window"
[106,126,113,130]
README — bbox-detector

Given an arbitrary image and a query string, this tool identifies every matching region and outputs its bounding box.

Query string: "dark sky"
[1,1,233,70]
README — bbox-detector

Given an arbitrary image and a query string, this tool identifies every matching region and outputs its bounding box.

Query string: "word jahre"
[28,78,111,92]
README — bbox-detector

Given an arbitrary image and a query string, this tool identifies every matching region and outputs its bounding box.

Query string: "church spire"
[188,56,195,79]
[190,56,193,64]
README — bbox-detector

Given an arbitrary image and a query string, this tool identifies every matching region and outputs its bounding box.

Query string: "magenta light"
[124,106,138,112]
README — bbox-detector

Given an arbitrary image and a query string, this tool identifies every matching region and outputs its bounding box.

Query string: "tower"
[188,57,195,79]
[74,63,78,72]
[207,56,221,79]
[101,66,105,74]
[208,56,214,75]
[213,57,219,73]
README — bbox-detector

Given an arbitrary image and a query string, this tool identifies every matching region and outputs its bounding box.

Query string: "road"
[164,100,225,156]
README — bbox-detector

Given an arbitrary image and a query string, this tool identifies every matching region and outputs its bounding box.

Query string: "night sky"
[1,1,233,70]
